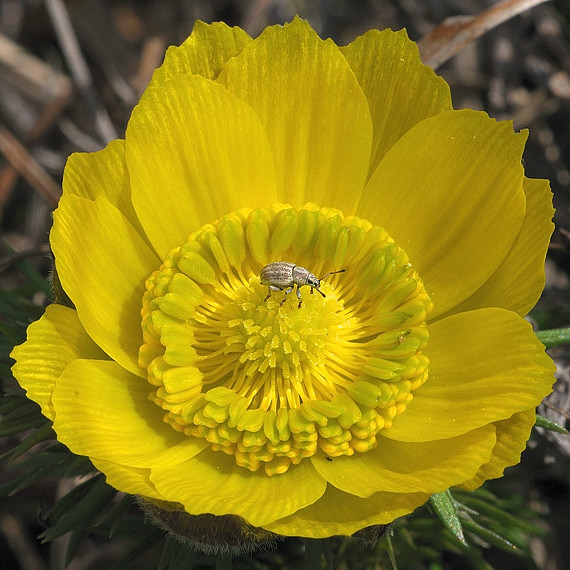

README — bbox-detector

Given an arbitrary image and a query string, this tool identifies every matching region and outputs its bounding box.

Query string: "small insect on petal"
[260,262,346,308]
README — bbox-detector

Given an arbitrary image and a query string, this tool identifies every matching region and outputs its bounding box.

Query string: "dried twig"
[0,32,72,204]
[0,124,61,209]
[45,0,117,144]
[419,0,552,69]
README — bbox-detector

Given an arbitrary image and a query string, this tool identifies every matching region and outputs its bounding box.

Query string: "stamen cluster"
[139,204,432,475]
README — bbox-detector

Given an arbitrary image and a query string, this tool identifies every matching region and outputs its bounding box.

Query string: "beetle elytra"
[260,262,346,308]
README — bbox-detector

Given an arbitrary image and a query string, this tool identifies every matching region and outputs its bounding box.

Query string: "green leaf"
[0,239,52,298]
[536,327,570,348]
[456,493,543,537]
[96,494,135,537]
[0,396,47,437]
[462,518,522,555]
[0,410,49,437]
[109,527,165,570]
[45,476,102,524]
[158,534,208,570]
[535,414,569,434]
[0,319,27,347]
[65,523,90,566]
[63,454,95,478]
[0,287,44,321]
[0,445,69,496]
[0,421,55,461]
[382,532,398,570]
[429,491,466,545]
[41,475,117,542]
[0,394,26,414]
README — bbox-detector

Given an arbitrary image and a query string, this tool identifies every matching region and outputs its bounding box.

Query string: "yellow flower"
[11,18,555,539]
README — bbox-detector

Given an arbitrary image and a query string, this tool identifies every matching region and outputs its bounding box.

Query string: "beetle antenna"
[319,268,347,281]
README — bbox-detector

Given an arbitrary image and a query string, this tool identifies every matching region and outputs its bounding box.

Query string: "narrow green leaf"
[0,320,27,346]
[0,239,52,297]
[41,476,117,542]
[535,414,569,434]
[0,288,44,322]
[439,535,491,570]
[429,491,466,545]
[95,494,135,537]
[536,327,570,348]
[109,527,165,570]
[0,447,68,496]
[383,532,398,570]
[462,518,521,554]
[63,454,95,478]
[0,395,27,414]
[0,403,47,436]
[64,523,90,567]
[157,534,207,570]
[1,422,55,461]
[93,514,149,542]
[458,494,544,536]
[45,476,101,524]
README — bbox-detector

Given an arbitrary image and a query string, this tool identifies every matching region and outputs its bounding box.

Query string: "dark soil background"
[1,1,569,569]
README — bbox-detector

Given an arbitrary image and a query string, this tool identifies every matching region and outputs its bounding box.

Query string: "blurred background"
[1,1,569,568]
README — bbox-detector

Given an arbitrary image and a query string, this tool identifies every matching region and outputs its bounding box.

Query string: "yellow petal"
[385,308,554,442]
[217,17,373,210]
[51,195,160,376]
[360,110,527,319]
[150,20,251,85]
[461,409,537,490]
[444,177,554,317]
[265,484,429,538]
[311,424,495,496]
[341,28,452,175]
[52,360,207,467]
[10,304,106,420]
[150,448,326,527]
[62,140,142,233]
[126,74,276,258]
[92,457,166,501]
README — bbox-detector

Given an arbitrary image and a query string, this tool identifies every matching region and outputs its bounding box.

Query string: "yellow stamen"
[139,204,432,475]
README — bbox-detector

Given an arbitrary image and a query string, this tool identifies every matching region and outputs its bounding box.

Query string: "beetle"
[260,262,346,308]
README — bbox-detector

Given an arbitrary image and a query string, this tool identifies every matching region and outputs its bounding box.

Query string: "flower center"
[139,203,432,476]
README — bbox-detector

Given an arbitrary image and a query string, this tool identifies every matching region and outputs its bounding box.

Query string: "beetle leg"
[265,285,283,301]
[279,287,294,306]
[296,285,303,308]
[270,285,293,307]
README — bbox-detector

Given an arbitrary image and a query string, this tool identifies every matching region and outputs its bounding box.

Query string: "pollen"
[139,203,433,475]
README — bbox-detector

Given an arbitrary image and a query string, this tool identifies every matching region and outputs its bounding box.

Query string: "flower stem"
[536,327,570,348]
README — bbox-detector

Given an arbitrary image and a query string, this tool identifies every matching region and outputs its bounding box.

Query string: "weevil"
[260,262,346,308]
